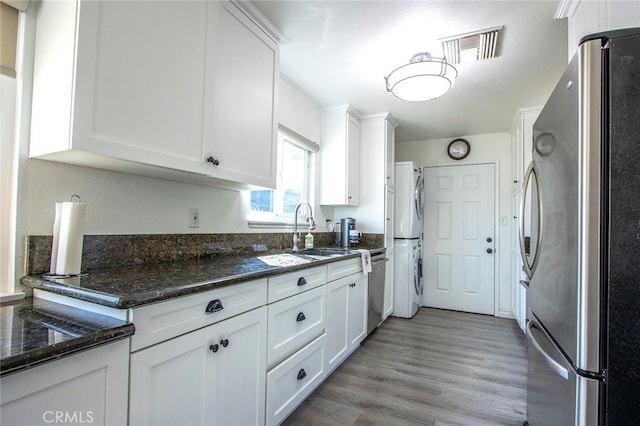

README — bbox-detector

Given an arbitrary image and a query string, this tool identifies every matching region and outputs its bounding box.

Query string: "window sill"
[247,219,312,230]
[247,212,318,230]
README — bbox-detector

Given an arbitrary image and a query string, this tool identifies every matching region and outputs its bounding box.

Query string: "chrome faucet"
[292,202,316,251]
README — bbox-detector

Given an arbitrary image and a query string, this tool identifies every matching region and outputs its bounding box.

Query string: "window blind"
[1,1,20,78]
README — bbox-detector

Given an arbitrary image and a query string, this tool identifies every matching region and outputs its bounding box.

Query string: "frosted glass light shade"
[385,53,457,101]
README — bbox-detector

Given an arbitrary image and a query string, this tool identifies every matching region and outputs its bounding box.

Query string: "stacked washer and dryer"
[392,162,425,319]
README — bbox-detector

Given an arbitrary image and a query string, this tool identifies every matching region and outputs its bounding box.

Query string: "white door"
[423,164,496,315]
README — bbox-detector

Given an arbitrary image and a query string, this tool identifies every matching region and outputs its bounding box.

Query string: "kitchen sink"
[296,248,351,256]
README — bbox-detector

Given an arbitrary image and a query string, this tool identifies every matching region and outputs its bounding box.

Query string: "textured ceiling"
[254,0,568,142]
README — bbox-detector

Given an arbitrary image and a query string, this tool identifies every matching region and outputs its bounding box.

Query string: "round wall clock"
[447,138,471,160]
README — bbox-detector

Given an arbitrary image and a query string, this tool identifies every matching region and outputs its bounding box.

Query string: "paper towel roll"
[55,201,86,275]
[50,202,63,274]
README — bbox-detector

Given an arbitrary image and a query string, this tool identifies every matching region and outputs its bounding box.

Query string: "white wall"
[396,132,514,318]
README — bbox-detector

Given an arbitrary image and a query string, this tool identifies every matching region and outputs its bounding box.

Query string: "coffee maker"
[339,217,357,247]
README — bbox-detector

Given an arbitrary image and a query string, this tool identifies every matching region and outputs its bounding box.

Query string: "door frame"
[422,160,505,318]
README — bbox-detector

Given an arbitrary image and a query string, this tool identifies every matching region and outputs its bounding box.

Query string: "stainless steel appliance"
[367,252,387,335]
[339,217,356,247]
[521,28,640,425]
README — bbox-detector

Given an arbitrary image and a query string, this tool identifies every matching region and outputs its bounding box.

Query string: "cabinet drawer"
[267,265,327,303]
[130,279,267,351]
[266,334,326,426]
[267,286,325,368]
[327,257,362,281]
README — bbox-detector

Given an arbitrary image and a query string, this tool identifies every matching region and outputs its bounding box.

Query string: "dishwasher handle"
[371,255,388,266]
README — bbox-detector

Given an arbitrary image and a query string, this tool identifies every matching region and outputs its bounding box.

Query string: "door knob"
[486,237,492,243]
[486,248,493,254]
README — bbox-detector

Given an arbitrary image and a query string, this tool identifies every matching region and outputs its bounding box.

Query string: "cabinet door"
[1,339,129,426]
[347,273,367,347]
[385,120,395,187]
[129,307,267,426]
[345,112,361,205]
[325,277,349,372]
[384,248,395,319]
[72,0,211,171]
[319,108,360,206]
[212,306,267,426]
[385,185,395,248]
[203,2,278,188]
[129,324,217,426]
[512,121,524,187]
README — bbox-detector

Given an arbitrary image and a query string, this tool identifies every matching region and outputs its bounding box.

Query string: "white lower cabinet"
[0,339,129,426]
[325,272,367,374]
[129,306,267,426]
[266,334,326,426]
[267,285,326,369]
[384,248,394,319]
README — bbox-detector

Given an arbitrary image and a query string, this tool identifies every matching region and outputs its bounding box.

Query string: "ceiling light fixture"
[385,52,457,101]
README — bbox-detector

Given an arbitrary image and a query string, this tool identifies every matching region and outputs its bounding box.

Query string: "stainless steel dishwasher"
[367,252,387,335]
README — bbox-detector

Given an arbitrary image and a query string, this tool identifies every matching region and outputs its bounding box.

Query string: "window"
[248,127,318,226]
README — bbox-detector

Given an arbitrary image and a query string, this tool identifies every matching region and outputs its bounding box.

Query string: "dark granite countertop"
[0,297,134,377]
[21,247,385,309]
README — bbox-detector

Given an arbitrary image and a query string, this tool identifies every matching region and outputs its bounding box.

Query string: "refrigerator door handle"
[527,320,569,380]
[519,162,543,278]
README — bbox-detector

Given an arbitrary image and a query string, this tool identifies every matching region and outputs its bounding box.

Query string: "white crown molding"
[555,0,581,19]
[320,104,361,118]
[359,113,399,128]
[231,0,290,44]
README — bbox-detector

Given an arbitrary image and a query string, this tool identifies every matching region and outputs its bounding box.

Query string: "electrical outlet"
[189,208,199,228]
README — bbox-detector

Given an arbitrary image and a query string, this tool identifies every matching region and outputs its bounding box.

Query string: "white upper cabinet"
[510,107,541,189]
[510,107,540,333]
[203,2,278,188]
[385,119,396,187]
[319,105,361,206]
[561,0,640,59]
[29,0,279,189]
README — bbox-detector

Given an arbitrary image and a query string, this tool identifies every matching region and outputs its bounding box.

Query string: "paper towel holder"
[43,194,88,280]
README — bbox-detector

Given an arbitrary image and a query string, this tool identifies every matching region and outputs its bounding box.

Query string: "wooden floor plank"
[284,308,527,426]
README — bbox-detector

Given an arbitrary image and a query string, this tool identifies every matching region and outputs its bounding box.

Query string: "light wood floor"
[284,308,527,426]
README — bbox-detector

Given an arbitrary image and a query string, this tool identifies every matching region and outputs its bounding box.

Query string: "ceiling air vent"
[440,26,503,65]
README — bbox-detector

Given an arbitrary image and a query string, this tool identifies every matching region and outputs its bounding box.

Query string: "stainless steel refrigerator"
[520,29,640,425]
